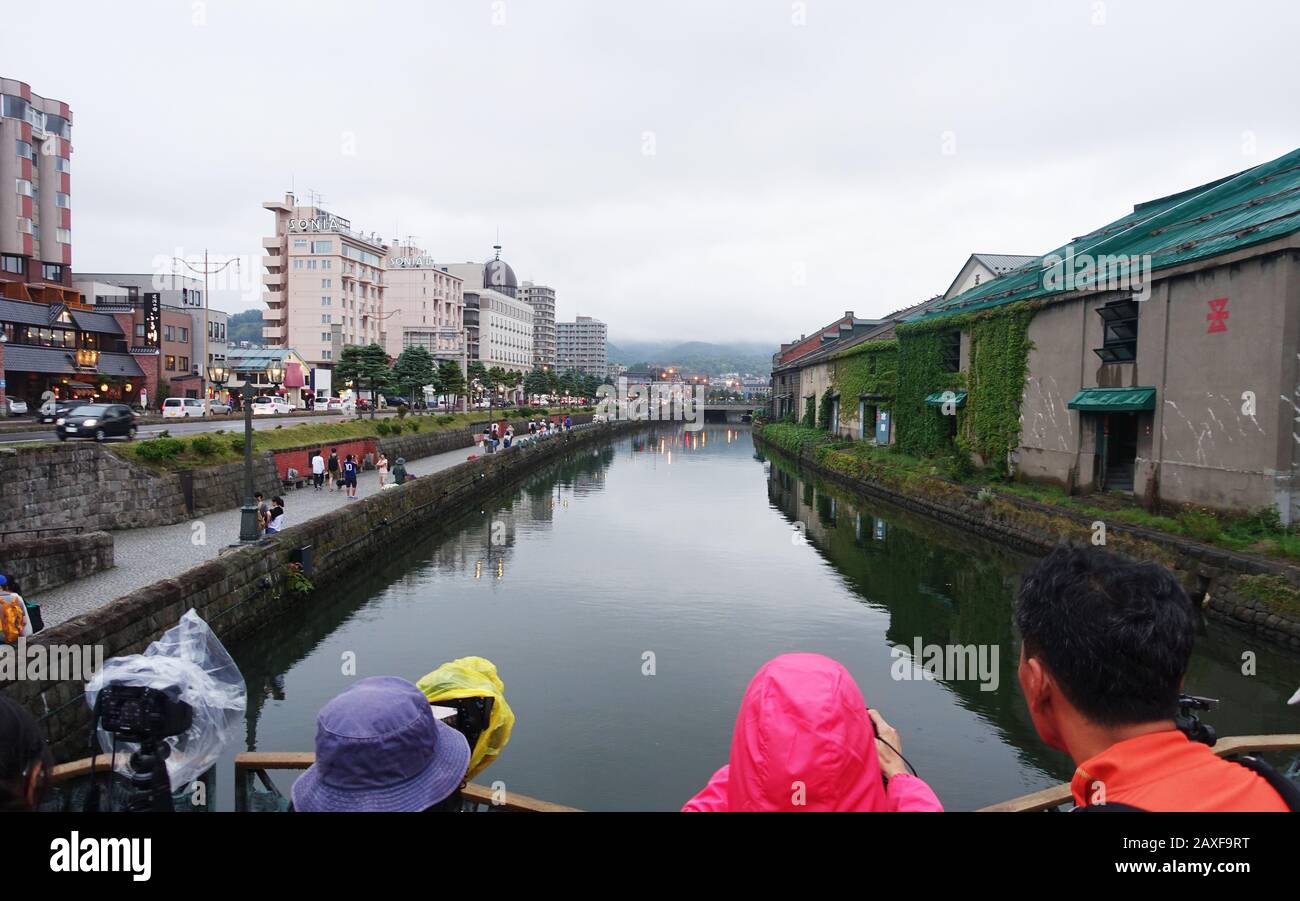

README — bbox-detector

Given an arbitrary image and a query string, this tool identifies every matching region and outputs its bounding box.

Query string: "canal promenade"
[36,441,483,628]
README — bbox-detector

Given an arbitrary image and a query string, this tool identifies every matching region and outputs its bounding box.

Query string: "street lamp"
[172,252,241,401]
[211,364,262,542]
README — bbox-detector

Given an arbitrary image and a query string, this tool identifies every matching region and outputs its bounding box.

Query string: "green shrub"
[438,414,456,424]
[135,437,185,463]
[228,435,244,454]
[943,452,976,482]
[408,419,421,432]
[190,435,219,457]
[397,405,410,418]
[375,420,392,436]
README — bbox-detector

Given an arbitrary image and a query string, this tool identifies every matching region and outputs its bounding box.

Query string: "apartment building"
[441,247,534,375]
[261,193,387,366]
[76,272,227,374]
[556,315,608,378]
[0,76,77,307]
[519,280,556,369]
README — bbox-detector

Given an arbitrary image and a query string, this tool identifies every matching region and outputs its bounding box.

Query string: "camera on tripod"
[1175,693,1218,747]
[97,684,193,743]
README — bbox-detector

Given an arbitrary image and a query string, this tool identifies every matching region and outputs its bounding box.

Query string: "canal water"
[217,425,1300,811]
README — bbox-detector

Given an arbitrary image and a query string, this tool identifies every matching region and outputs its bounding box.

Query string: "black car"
[55,403,139,441]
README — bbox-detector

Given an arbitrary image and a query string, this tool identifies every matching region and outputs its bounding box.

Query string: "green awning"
[924,390,967,408]
[1067,386,1156,412]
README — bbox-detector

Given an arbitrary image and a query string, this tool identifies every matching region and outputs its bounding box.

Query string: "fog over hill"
[607,340,774,376]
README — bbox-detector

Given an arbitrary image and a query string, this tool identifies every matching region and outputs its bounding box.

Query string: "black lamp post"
[212,364,262,542]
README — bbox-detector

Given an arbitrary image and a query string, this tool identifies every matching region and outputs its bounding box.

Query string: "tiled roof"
[71,309,125,336]
[0,344,76,375]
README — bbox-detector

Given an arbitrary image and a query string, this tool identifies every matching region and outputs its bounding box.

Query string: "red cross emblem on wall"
[1206,297,1229,333]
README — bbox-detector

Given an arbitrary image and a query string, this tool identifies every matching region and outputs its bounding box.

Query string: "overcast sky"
[8,0,1300,344]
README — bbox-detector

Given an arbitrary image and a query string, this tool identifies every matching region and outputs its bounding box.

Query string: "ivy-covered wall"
[828,339,898,437]
[895,302,1037,464]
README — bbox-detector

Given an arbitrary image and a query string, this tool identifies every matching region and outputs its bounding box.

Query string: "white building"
[556,315,608,378]
[519,280,556,370]
[440,246,533,376]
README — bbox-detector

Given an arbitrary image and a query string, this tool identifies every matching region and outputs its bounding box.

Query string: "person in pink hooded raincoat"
[683,653,943,812]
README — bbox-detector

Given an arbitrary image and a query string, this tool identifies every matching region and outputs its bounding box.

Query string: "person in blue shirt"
[342,453,359,498]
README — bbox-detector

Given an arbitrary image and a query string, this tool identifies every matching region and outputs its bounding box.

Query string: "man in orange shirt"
[1015,545,1294,812]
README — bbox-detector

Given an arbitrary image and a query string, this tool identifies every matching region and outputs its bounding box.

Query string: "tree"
[545,369,561,395]
[392,346,438,407]
[438,359,466,411]
[335,343,393,419]
[524,367,550,397]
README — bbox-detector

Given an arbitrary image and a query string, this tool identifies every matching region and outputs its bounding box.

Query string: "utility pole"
[173,252,240,401]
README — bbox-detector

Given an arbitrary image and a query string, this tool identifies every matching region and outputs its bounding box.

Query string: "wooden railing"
[233,752,581,812]
[979,734,1300,812]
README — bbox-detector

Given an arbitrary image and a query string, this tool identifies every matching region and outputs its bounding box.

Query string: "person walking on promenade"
[377,452,390,487]
[342,453,359,499]
[311,449,326,490]
[565,414,572,431]
[327,448,341,492]
[683,653,943,812]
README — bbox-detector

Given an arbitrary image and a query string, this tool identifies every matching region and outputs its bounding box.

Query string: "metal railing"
[0,525,85,542]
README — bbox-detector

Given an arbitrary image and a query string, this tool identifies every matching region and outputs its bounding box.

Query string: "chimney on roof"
[845,311,854,319]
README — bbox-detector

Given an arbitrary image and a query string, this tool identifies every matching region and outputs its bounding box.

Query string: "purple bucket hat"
[291,676,470,813]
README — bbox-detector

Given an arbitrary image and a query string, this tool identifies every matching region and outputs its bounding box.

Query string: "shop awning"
[1067,386,1157,412]
[924,390,967,408]
[284,362,305,388]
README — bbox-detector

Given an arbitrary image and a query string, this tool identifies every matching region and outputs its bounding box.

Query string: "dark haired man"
[1015,544,1293,811]
[0,695,52,811]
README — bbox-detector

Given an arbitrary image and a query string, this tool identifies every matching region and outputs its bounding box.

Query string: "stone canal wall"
[754,431,1300,650]
[4,420,640,759]
[0,532,114,594]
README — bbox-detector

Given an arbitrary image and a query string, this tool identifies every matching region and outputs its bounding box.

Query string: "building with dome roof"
[438,245,533,378]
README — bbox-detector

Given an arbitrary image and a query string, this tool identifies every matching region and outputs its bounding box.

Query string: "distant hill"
[607,340,773,376]
[227,309,265,346]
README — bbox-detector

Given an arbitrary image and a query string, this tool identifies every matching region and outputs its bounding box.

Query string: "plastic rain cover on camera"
[85,609,247,790]
[417,656,515,779]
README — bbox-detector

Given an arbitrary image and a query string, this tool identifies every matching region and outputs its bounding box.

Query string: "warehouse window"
[941,331,961,372]
[1094,299,1139,363]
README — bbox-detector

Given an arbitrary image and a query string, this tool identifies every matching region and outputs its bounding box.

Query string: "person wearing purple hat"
[291,676,470,812]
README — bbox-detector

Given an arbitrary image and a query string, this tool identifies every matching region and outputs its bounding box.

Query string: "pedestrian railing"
[0,526,85,542]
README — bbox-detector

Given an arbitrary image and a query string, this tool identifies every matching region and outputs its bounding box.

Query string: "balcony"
[261,254,281,270]
[263,271,284,288]
[262,325,286,341]
[262,237,281,251]
[264,290,283,304]
[261,307,284,321]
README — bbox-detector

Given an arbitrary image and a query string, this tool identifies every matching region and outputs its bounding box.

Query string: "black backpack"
[1075,755,1300,812]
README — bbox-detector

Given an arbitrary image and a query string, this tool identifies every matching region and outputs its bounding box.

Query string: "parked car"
[325,397,345,413]
[210,399,233,414]
[39,401,76,424]
[55,403,138,442]
[162,397,208,418]
[251,395,292,415]
[5,397,28,416]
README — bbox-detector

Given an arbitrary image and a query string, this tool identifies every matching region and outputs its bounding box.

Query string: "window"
[1,254,23,275]
[136,324,146,338]
[165,355,177,371]
[311,240,332,253]
[1093,299,1139,363]
[321,314,331,323]
[42,263,64,282]
[43,114,70,139]
[293,239,308,249]
[322,279,332,288]
[321,332,331,342]
[165,325,175,342]
[15,178,31,196]
[321,260,331,269]
[55,228,71,244]
[941,331,961,372]
[15,218,31,235]
[1,95,29,121]
[322,349,332,360]
[179,357,189,372]
[54,156,69,173]
[15,140,31,159]
[179,328,188,343]
[293,259,303,269]
[321,296,331,305]
[54,192,70,208]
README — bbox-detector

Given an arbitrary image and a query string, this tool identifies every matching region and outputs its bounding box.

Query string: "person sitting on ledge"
[682,653,943,812]
[390,457,412,485]
[1015,544,1297,812]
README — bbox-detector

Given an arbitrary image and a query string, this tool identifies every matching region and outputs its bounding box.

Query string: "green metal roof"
[924,390,967,407]
[909,147,1300,324]
[1067,387,1156,412]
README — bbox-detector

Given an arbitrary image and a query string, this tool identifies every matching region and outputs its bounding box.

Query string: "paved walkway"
[38,441,482,627]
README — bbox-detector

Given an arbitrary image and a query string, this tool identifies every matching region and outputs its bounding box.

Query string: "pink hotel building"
[261,194,388,366]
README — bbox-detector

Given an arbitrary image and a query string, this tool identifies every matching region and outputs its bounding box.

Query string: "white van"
[162,397,208,418]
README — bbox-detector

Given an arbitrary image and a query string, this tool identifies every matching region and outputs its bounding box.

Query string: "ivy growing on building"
[817,388,835,431]
[801,396,816,428]
[894,301,1038,465]
[829,339,898,402]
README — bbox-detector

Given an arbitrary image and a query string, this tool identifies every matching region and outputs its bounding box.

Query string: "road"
[0,410,402,445]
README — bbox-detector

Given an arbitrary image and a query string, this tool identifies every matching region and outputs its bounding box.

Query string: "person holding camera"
[291,677,470,812]
[1016,545,1296,812]
[0,696,52,812]
[682,653,943,812]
